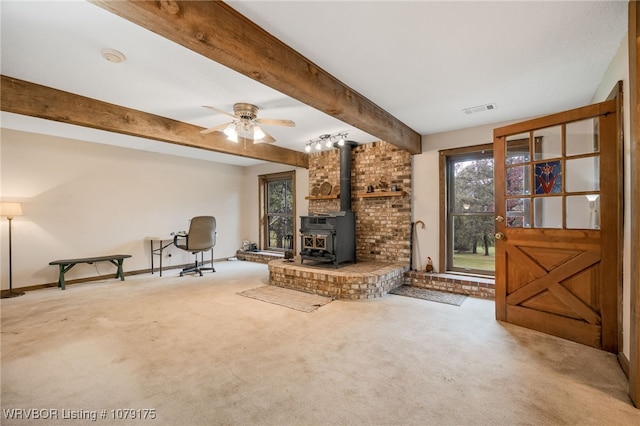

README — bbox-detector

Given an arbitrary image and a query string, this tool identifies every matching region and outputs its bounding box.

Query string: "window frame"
[439,144,495,277]
[258,171,296,253]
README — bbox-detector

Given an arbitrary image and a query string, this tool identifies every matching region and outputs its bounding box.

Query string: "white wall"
[0,129,246,289]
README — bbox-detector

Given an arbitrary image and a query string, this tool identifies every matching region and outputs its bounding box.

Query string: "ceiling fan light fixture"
[253,125,266,140]
[236,122,251,139]
[223,123,239,142]
[201,103,293,146]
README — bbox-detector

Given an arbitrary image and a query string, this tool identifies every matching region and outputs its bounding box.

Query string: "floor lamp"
[1,202,24,298]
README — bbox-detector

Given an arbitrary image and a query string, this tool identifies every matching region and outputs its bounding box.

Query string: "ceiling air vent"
[462,103,497,115]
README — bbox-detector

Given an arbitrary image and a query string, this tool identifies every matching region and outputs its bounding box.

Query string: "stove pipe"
[336,140,357,212]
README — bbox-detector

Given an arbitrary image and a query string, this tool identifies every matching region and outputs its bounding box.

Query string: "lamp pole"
[1,203,24,298]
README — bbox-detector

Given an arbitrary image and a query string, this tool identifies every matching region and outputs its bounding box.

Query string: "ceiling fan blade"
[256,118,296,127]
[202,105,237,118]
[200,121,232,134]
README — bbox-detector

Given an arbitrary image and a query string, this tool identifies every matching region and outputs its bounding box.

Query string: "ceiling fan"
[200,103,295,144]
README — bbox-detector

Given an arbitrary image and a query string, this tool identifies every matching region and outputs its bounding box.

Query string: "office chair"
[173,216,217,276]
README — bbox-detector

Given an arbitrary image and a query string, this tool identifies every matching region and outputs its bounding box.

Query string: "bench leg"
[109,259,126,281]
[58,264,76,290]
[58,265,65,290]
[117,259,125,280]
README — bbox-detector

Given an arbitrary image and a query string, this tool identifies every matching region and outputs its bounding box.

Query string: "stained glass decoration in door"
[534,161,562,194]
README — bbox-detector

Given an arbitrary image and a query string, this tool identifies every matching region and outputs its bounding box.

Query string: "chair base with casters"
[180,248,216,277]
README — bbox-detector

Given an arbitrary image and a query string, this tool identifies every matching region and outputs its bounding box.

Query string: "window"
[440,145,495,276]
[259,171,295,252]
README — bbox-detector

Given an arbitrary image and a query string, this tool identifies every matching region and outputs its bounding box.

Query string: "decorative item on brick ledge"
[426,257,434,272]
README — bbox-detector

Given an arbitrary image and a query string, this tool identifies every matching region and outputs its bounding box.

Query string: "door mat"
[237,285,333,313]
[389,286,467,306]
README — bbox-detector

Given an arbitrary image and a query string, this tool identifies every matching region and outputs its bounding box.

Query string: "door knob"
[495,215,505,222]
[495,232,505,240]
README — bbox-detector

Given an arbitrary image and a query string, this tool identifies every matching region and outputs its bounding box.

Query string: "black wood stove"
[300,141,357,268]
[299,211,355,267]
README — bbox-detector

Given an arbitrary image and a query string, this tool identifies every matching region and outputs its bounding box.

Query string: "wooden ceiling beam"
[88,0,421,155]
[0,75,308,168]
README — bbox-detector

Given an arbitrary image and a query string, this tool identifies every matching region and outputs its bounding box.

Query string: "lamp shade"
[0,202,22,218]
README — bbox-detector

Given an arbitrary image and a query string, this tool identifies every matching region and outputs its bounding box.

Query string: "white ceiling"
[0,0,628,167]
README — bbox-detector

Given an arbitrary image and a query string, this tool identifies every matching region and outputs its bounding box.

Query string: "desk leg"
[150,240,155,274]
[159,243,163,277]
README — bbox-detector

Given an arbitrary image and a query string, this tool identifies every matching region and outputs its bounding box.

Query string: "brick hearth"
[268,259,408,300]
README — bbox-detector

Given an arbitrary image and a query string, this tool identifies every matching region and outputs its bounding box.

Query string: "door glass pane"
[452,215,495,273]
[506,133,530,165]
[534,196,562,228]
[566,194,600,229]
[533,126,562,160]
[534,161,562,194]
[566,156,599,192]
[567,118,598,156]
[506,165,530,195]
[506,198,530,228]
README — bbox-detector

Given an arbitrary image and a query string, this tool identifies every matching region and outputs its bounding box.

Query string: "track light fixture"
[304,132,348,153]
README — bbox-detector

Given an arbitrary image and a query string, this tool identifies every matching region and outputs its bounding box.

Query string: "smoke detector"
[462,103,497,115]
[101,48,126,63]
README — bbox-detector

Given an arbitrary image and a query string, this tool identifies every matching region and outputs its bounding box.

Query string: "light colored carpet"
[237,285,333,312]
[1,261,638,425]
[389,285,467,306]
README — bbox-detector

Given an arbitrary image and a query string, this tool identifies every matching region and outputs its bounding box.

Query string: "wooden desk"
[49,254,132,290]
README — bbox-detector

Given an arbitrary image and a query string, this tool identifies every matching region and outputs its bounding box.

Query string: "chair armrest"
[173,233,188,246]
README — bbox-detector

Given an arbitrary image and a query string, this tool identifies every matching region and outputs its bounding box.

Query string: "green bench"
[49,254,132,290]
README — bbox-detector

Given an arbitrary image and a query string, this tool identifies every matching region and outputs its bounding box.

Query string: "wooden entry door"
[494,99,621,352]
